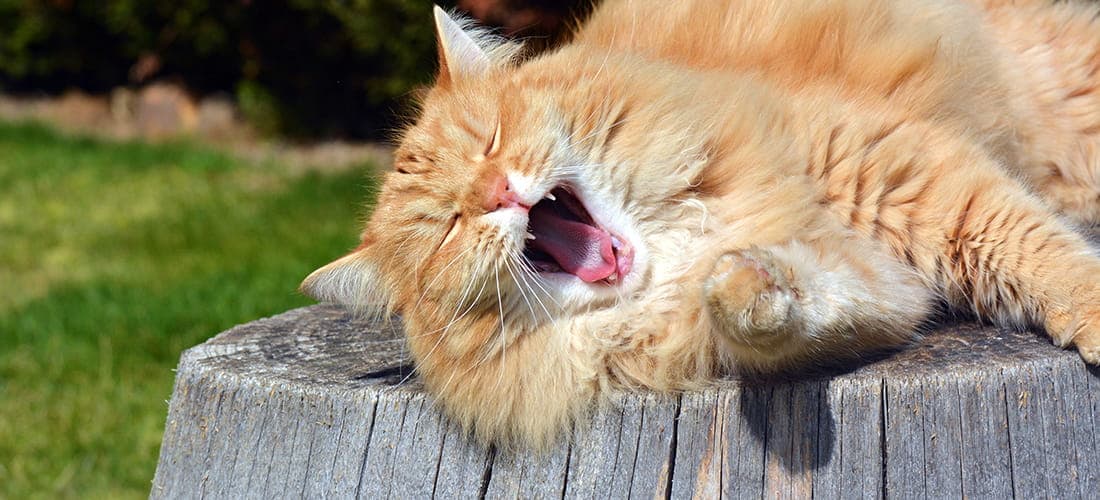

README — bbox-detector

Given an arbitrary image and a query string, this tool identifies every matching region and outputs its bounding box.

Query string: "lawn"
[0,121,374,498]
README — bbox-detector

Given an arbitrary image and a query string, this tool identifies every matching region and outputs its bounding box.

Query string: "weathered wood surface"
[152,304,1100,499]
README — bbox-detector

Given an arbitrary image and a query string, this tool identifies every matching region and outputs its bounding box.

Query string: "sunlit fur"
[303,0,1100,447]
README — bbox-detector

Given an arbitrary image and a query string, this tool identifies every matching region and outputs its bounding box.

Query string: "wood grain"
[152,305,1100,498]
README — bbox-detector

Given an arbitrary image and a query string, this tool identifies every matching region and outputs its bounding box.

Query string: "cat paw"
[705,248,801,346]
[1070,314,1100,365]
[1077,341,1100,365]
[1047,305,1100,364]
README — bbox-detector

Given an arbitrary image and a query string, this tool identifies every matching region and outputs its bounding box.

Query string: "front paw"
[1054,306,1100,364]
[705,248,801,347]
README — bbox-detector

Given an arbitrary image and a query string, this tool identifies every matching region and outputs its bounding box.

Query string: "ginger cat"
[302,0,1100,446]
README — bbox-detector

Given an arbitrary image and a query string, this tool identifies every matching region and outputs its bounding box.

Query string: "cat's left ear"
[300,245,389,313]
[433,5,491,85]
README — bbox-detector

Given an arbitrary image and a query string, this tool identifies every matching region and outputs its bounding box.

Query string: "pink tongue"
[529,207,616,282]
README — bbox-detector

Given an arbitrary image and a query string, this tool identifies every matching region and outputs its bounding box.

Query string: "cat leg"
[921,176,1100,363]
[838,127,1100,362]
[704,236,933,372]
[846,130,1100,362]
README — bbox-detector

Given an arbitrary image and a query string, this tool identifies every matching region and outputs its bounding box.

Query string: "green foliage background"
[0,0,455,138]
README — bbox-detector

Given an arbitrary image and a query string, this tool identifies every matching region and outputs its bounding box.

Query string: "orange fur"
[303,0,1100,446]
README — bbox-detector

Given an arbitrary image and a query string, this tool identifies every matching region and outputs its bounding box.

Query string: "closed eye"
[439,214,462,250]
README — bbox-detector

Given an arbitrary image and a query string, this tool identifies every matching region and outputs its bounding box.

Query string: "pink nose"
[482,175,530,212]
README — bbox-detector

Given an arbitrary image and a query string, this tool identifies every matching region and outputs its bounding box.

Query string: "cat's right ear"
[300,245,389,313]
[433,5,491,86]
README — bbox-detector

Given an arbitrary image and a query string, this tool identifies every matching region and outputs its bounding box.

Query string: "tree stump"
[152,304,1100,498]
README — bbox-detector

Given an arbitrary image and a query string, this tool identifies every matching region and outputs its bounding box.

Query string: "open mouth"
[523,186,634,284]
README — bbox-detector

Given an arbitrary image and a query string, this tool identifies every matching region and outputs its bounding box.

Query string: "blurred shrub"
[235,79,285,138]
[0,0,594,138]
[0,0,458,139]
[460,0,593,48]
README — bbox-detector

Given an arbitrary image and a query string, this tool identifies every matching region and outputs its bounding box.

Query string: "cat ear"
[433,5,491,85]
[300,246,389,312]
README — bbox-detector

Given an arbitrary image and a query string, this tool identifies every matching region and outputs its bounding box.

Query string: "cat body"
[304,0,1100,445]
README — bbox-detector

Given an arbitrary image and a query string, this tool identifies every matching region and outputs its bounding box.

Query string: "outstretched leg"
[811,116,1100,363]
[921,171,1100,362]
[705,234,933,372]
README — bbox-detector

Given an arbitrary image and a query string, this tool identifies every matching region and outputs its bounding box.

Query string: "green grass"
[0,121,373,498]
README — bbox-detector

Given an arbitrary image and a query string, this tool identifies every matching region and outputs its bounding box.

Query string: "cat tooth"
[611,236,622,249]
[545,193,556,201]
[525,233,536,240]
[607,273,617,283]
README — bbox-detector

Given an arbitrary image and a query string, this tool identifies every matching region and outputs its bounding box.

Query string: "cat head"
[305,6,646,324]
[301,7,714,444]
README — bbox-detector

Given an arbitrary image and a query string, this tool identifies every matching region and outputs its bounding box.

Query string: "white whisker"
[515,265,556,322]
[570,116,628,149]
[412,244,477,312]
[406,268,487,342]
[516,251,563,308]
[494,266,507,386]
[504,257,538,322]
[512,253,561,322]
[508,248,557,323]
[396,274,488,385]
